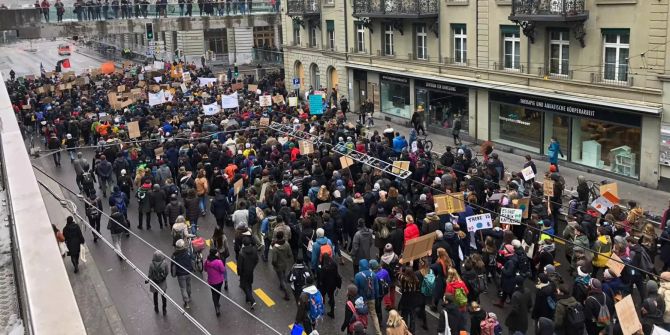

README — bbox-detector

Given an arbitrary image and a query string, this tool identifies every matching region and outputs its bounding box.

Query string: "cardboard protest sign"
[248,84,258,92]
[299,141,314,155]
[40,97,53,104]
[65,83,73,90]
[391,161,410,175]
[339,156,354,169]
[259,117,270,126]
[147,118,160,128]
[606,253,625,277]
[234,178,244,195]
[466,213,493,232]
[401,232,436,263]
[117,85,126,93]
[500,207,523,225]
[288,96,298,107]
[127,121,141,139]
[154,147,164,159]
[232,82,243,91]
[600,183,619,198]
[37,86,45,94]
[513,197,531,219]
[521,166,535,181]
[591,196,614,215]
[259,95,272,107]
[272,95,285,105]
[130,88,144,100]
[434,193,465,215]
[182,72,191,83]
[615,295,642,335]
[543,179,554,197]
[259,183,268,202]
[316,202,331,214]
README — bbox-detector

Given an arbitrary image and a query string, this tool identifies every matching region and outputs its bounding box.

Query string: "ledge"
[446,0,469,5]
[495,0,511,5]
[595,0,636,4]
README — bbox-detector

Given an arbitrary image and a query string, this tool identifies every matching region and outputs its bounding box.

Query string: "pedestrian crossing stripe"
[254,288,275,307]
[226,261,237,275]
[288,324,307,335]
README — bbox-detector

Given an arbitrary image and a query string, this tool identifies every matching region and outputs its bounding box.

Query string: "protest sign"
[591,196,614,215]
[434,193,466,215]
[182,72,191,83]
[272,95,285,105]
[299,141,314,155]
[316,202,331,213]
[259,117,270,126]
[234,178,244,195]
[154,147,164,159]
[148,91,165,106]
[198,77,217,87]
[499,207,523,225]
[543,179,554,197]
[117,85,126,93]
[600,183,619,199]
[401,232,437,263]
[259,95,272,107]
[391,161,410,175]
[521,166,535,181]
[652,326,670,335]
[615,295,642,335]
[203,103,221,116]
[606,253,625,277]
[309,94,323,115]
[180,83,188,93]
[127,121,141,139]
[339,156,354,169]
[153,61,163,70]
[153,76,162,83]
[513,197,531,218]
[248,84,258,92]
[221,92,239,109]
[288,96,298,107]
[466,213,493,232]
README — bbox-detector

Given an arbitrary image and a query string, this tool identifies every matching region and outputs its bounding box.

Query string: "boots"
[215,306,220,316]
[154,305,159,313]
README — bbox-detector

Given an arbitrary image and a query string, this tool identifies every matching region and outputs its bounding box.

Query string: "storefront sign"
[490,92,642,127]
[415,80,468,95]
[381,74,408,85]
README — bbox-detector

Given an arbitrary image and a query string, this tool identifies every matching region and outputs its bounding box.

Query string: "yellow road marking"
[554,261,561,267]
[288,324,307,335]
[254,288,275,307]
[226,261,237,275]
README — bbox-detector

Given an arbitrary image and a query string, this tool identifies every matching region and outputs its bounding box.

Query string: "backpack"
[480,315,499,335]
[82,172,94,185]
[547,296,557,310]
[114,197,127,214]
[364,272,376,298]
[318,243,333,264]
[565,303,586,329]
[149,262,168,283]
[136,187,148,201]
[454,287,468,307]
[289,264,310,291]
[306,290,325,323]
[516,255,532,278]
[638,247,655,273]
[421,269,436,296]
[347,299,369,333]
[588,293,611,327]
[471,274,488,294]
[86,203,100,219]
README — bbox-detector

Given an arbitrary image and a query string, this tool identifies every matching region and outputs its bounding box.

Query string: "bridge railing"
[2,1,279,23]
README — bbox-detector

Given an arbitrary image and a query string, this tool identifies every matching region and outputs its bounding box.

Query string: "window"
[453,24,467,64]
[502,27,520,70]
[415,24,427,60]
[293,24,301,46]
[603,29,630,82]
[384,24,394,56]
[253,26,274,48]
[356,22,366,53]
[549,30,569,76]
[309,24,317,47]
[208,38,228,54]
[326,20,335,51]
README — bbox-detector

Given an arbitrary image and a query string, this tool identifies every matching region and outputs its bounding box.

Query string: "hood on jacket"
[302,285,318,294]
[359,259,369,272]
[152,250,165,263]
[537,317,554,335]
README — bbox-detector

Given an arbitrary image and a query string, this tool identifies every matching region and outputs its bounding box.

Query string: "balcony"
[352,0,438,18]
[510,0,588,21]
[287,0,320,17]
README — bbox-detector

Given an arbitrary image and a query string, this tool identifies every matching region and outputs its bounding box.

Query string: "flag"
[62,59,71,68]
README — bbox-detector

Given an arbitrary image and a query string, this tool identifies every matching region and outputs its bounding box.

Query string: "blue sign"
[293,78,300,85]
[309,94,323,115]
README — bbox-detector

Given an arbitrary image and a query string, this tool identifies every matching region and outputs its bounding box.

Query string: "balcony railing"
[286,0,320,16]
[353,0,438,18]
[510,0,588,21]
[252,47,284,65]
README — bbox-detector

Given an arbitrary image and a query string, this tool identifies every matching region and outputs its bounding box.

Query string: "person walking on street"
[136,182,152,230]
[505,276,533,334]
[452,115,462,145]
[195,169,209,216]
[85,193,103,243]
[354,259,382,335]
[63,216,85,273]
[146,250,169,315]
[317,253,342,318]
[107,206,127,259]
[150,184,167,229]
[547,136,563,172]
[238,239,258,310]
[204,249,227,316]
[171,239,194,309]
[47,133,61,167]
[210,189,229,229]
[351,219,373,274]
[95,154,113,197]
[411,105,426,136]
[270,230,294,301]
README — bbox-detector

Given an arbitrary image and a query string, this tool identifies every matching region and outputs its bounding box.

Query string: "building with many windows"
[282,0,670,188]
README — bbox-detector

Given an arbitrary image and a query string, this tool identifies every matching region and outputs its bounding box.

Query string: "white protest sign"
[591,196,614,215]
[180,83,188,93]
[182,72,191,83]
[153,76,162,83]
[259,95,272,107]
[143,65,152,72]
[148,91,165,106]
[652,326,670,335]
[521,166,535,181]
[466,213,493,232]
[163,90,174,102]
[203,103,221,115]
[153,61,163,70]
[221,92,239,109]
[198,77,217,87]
[499,207,523,225]
[288,96,298,107]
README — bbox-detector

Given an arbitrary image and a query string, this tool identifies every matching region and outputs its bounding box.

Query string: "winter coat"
[584,291,613,333]
[165,200,185,226]
[310,236,333,270]
[204,258,226,285]
[354,260,379,300]
[532,282,556,320]
[470,308,487,335]
[95,159,113,179]
[151,189,167,212]
[351,227,373,262]
[107,211,127,235]
[195,176,209,196]
[438,301,466,335]
[237,244,258,287]
[137,185,152,213]
[63,221,85,255]
[171,248,193,277]
[317,258,342,294]
[505,287,532,333]
[210,194,229,220]
[404,223,420,246]
[592,235,612,268]
[270,240,294,273]
[554,296,582,335]
[660,228,670,265]
[372,217,391,249]
[148,252,169,293]
[184,197,200,221]
[658,281,670,323]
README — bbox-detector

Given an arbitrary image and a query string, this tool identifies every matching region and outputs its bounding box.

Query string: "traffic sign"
[292,77,300,89]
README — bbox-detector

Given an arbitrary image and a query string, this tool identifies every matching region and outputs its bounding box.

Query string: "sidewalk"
[365,118,670,218]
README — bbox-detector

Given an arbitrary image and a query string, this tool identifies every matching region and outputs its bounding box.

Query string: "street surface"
[0,39,101,79]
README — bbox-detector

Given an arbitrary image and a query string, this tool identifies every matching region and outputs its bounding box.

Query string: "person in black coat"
[438,295,466,335]
[505,276,533,334]
[150,184,167,229]
[63,216,85,273]
[238,240,259,309]
[210,189,229,229]
[317,253,342,318]
[532,274,557,330]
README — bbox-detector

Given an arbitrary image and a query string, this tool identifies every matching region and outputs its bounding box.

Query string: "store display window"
[571,119,641,178]
[490,102,542,153]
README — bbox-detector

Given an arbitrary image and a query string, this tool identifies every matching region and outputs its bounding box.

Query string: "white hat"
[66,133,72,139]
[175,239,185,248]
[245,143,251,148]
[121,169,126,176]
[511,239,521,248]
[333,190,341,198]
[458,148,465,155]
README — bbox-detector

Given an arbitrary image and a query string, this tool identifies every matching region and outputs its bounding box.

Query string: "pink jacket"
[204,258,226,285]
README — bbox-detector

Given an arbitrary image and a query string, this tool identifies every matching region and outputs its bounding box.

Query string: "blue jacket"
[547,142,562,164]
[310,236,333,270]
[354,259,379,300]
[392,136,407,154]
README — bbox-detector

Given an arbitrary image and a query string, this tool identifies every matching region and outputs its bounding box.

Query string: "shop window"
[355,22,365,53]
[602,29,629,82]
[490,102,541,152]
[571,119,640,178]
[381,80,410,118]
[549,29,569,76]
[384,24,394,56]
[502,26,520,71]
[415,24,427,60]
[453,24,467,64]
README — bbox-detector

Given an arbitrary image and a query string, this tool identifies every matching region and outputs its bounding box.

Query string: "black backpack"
[565,302,585,329]
[516,254,532,278]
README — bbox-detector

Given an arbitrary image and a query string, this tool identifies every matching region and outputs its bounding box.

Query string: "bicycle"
[188,235,206,273]
[416,134,433,153]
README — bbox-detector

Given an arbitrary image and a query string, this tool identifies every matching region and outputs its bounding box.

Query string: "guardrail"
[3,2,279,23]
[0,74,86,333]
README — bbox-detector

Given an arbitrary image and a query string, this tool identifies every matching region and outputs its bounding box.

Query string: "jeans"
[177,275,192,304]
[190,217,199,235]
[53,151,61,166]
[211,282,223,307]
[198,196,207,213]
[99,177,110,196]
[276,270,289,293]
[366,299,382,335]
[154,211,167,228]
[68,149,76,161]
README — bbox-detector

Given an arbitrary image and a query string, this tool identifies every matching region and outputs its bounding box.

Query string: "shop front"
[380,74,411,119]
[490,92,643,179]
[415,80,469,135]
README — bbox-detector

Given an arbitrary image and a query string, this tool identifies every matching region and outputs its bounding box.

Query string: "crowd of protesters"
[8,57,670,335]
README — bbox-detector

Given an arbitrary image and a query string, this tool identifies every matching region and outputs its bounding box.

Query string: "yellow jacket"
[592,235,612,268]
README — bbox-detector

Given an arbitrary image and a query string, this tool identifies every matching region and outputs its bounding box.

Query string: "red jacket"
[403,223,420,246]
[445,279,469,296]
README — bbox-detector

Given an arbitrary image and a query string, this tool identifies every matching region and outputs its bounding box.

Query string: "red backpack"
[319,243,333,264]
[346,300,368,333]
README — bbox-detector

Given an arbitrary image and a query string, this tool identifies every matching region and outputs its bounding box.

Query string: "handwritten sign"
[591,196,614,215]
[391,161,410,175]
[402,232,437,263]
[513,197,531,219]
[339,156,354,169]
[521,166,535,181]
[234,178,244,195]
[272,95,285,105]
[259,117,270,126]
[466,213,493,232]
[288,96,298,107]
[434,193,465,215]
[299,141,314,155]
[127,121,141,139]
[248,84,258,92]
[259,95,272,107]
[543,179,554,197]
[154,146,164,159]
[117,85,126,93]
[606,253,625,277]
[500,207,523,225]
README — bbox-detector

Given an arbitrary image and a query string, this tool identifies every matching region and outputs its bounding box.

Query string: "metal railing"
[0,75,86,334]
[590,71,634,87]
[9,2,278,23]
[352,0,438,16]
[286,0,320,15]
[251,47,283,65]
[511,0,586,17]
